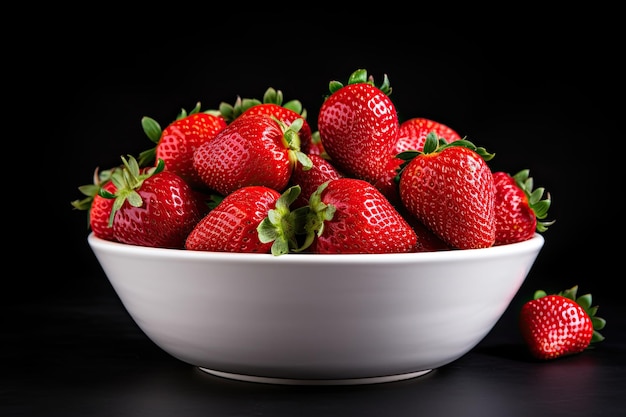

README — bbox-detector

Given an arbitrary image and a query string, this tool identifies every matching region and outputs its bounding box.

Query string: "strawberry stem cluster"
[328,68,392,96]
[257,185,309,256]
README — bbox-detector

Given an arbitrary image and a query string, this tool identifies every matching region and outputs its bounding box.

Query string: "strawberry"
[71,167,119,241]
[297,178,418,254]
[397,132,496,249]
[186,185,295,254]
[139,102,227,190]
[105,156,207,249]
[221,87,314,154]
[519,285,606,360]
[317,69,399,183]
[395,117,462,153]
[372,156,404,207]
[493,169,555,245]
[288,154,343,209]
[306,131,328,158]
[401,209,452,252]
[192,113,312,196]
[88,180,118,241]
[377,119,463,205]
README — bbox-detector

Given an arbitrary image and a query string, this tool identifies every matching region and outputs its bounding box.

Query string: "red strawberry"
[140,102,227,190]
[71,167,119,242]
[493,169,555,245]
[288,154,343,209]
[225,87,314,154]
[375,165,452,252]
[89,180,118,241]
[297,178,418,254]
[306,131,328,158]
[372,156,404,207]
[193,113,311,196]
[185,185,285,253]
[398,133,496,249]
[318,69,399,183]
[395,117,462,153]
[106,156,207,249]
[401,210,452,252]
[519,285,606,360]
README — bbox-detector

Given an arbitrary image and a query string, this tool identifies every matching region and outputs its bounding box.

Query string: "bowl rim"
[88,232,544,264]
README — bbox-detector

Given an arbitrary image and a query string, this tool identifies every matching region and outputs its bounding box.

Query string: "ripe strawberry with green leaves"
[297,178,418,254]
[71,167,119,242]
[317,69,399,184]
[192,113,312,196]
[395,117,462,153]
[220,87,314,154]
[397,132,496,249]
[519,285,606,360]
[186,185,300,254]
[139,102,227,190]
[104,155,207,249]
[493,169,555,245]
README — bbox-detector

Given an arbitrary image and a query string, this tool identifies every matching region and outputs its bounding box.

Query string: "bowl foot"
[198,367,433,385]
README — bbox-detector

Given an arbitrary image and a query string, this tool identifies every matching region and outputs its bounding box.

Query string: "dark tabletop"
[4,270,625,417]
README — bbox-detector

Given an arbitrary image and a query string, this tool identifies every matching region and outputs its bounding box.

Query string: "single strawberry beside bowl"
[519,285,606,360]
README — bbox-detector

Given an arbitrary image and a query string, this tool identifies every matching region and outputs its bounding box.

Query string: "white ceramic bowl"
[88,232,544,385]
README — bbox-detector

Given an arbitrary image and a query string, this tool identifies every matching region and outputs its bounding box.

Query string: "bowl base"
[198,367,433,385]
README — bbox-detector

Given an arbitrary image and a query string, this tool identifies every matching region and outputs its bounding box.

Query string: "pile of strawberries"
[73,68,554,255]
[73,69,609,361]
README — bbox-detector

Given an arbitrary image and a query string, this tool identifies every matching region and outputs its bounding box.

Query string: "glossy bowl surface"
[88,233,544,385]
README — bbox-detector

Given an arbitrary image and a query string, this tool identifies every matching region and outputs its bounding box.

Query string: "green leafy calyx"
[257,185,310,256]
[328,68,392,96]
[394,132,495,183]
[104,155,161,227]
[218,87,307,123]
[512,169,555,233]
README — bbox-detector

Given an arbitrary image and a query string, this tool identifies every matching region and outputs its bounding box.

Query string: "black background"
[16,12,620,304]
